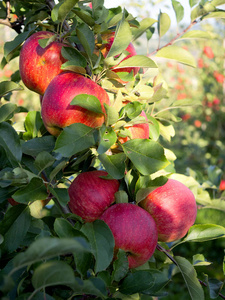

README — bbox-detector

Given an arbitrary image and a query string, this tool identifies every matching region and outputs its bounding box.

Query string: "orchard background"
[0,0,225,299]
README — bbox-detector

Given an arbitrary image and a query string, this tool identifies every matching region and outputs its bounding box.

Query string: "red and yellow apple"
[100,203,158,269]
[68,170,120,222]
[19,31,68,95]
[41,71,110,136]
[139,179,197,242]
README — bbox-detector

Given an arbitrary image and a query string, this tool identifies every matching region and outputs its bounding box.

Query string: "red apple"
[68,170,120,222]
[100,203,158,269]
[118,110,149,144]
[19,31,68,95]
[98,32,140,75]
[219,180,225,191]
[203,46,214,59]
[41,71,110,136]
[139,179,197,242]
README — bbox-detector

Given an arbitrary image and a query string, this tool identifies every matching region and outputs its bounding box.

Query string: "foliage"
[0,0,225,299]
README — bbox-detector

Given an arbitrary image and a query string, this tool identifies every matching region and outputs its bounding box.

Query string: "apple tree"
[0,0,225,299]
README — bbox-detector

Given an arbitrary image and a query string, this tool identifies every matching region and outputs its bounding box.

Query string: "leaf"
[54,123,96,157]
[13,237,91,271]
[114,55,157,69]
[155,45,196,67]
[48,187,70,207]
[70,94,103,114]
[22,136,56,156]
[34,151,56,173]
[0,122,22,167]
[32,261,76,290]
[12,177,48,204]
[122,139,169,176]
[172,0,184,23]
[175,256,204,300]
[4,30,32,58]
[189,0,199,7]
[0,81,23,98]
[97,126,117,154]
[0,205,31,253]
[0,103,17,122]
[104,103,119,126]
[183,224,225,242]
[148,116,160,141]
[193,254,212,267]
[106,12,132,58]
[61,46,87,68]
[132,18,157,41]
[76,23,95,58]
[81,220,115,273]
[158,12,171,37]
[58,0,78,23]
[24,111,44,139]
[204,275,224,299]
[98,153,126,179]
[177,30,212,41]
[211,0,225,6]
[202,11,225,19]
[112,249,129,282]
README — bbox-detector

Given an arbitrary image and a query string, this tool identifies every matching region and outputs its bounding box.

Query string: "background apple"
[41,71,110,136]
[139,179,197,242]
[68,170,120,222]
[7,197,49,207]
[100,203,158,269]
[97,32,140,75]
[19,31,68,95]
[118,110,149,144]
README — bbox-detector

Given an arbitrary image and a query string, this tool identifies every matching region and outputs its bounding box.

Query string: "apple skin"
[68,170,120,222]
[100,203,158,269]
[41,71,110,136]
[139,179,197,242]
[7,197,49,207]
[99,32,140,75]
[19,31,68,95]
[118,110,149,144]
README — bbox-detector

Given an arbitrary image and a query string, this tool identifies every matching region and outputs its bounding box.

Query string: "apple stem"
[156,244,225,299]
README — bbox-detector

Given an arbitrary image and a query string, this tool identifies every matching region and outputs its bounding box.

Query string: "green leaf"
[172,0,184,23]
[73,277,108,298]
[12,177,48,204]
[0,122,22,167]
[112,249,129,282]
[204,275,224,299]
[202,10,225,19]
[175,256,204,300]
[158,12,171,37]
[148,116,160,141]
[106,12,132,58]
[70,94,103,114]
[155,45,196,67]
[22,136,56,156]
[0,81,23,98]
[0,103,17,122]
[114,55,157,69]
[189,0,199,7]
[97,126,117,154]
[24,111,44,139]
[73,8,95,26]
[122,139,169,176]
[32,261,76,290]
[54,123,96,157]
[13,237,91,272]
[58,0,78,23]
[104,103,119,126]
[193,254,212,267]
[34,151,56,173]
[81,220,115,273]
[132,18,157,41]
[48,187,70,207]
[177,30,212,40]
[61,46,87,68]
[183,224,225,242]
[0,205,31,253]
[98,153,126,179]
[211,0,225,6]
[76,23,95,58]
[4,30,32,58]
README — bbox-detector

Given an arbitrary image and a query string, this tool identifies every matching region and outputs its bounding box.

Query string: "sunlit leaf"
[0,81,23,98]
[172,0,184,23]
[98,152,126,179]
[158,12,171,37]
[114,55,157,69]
[132,18,157,41]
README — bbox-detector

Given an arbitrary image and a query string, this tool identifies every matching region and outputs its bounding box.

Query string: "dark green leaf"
[122,139,169,175]
[81,220,115,273]
[48,187,70,207]
[97,126,117,154]
[0,81,23,98]
[112,249,129,282]
[22,136,56,156]
[58,0,78,23]
[0,103,17,122]
[73,8,95,26]
[204,275,224,299]
[70,94,103,114]
[61,46,87,68]
[34,151,56,173]
[98,153,126,179]
[76,23,95,58]
[54,123,96,157]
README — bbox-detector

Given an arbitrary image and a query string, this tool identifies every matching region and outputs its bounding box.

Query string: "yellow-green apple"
[100,203,158,268]
[41,71,110,136]
[97,32,140,75]
[139,179,197,242]
[68,170,120,222]
[19,31,68,95]
[118,110,149,144]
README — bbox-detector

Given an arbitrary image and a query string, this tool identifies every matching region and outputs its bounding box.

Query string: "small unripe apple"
[19,31,68,95]
[139,179,197,242]
[100,203,158,269]
[68,170,120,222]
[41,71,110,136]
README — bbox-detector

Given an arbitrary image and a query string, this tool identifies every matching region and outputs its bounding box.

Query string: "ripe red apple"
[118,110,149,144]
[68,170,120,222]
[219,180,225,191]
[100,203,158,269]
[139,179,197,242]
[203,46,214,59]
[41,71,110,136]
[98,32,140,75]
[19,31,68,95]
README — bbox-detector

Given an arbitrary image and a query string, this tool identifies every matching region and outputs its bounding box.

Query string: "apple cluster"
[18,30,197,269]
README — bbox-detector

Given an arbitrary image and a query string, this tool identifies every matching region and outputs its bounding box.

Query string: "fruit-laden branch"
[156,244,225,299]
